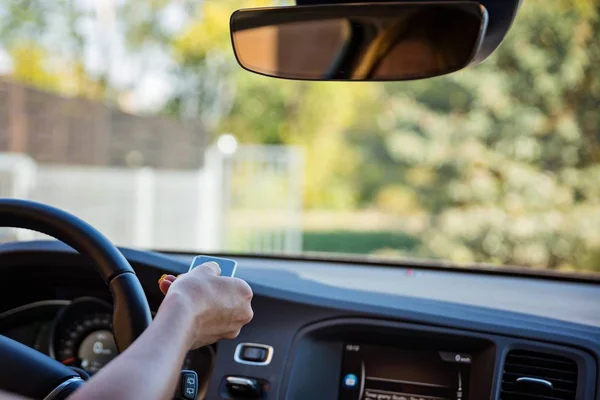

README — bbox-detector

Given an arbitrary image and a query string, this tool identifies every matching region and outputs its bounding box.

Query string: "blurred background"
[0,0,598,274]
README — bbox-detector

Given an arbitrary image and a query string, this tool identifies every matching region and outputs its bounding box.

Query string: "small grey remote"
[188,255,237,277]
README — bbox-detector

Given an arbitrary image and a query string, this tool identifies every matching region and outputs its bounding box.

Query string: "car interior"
[0,0,598,399]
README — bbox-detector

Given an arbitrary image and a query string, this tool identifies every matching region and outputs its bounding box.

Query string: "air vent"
[501,350,577,400]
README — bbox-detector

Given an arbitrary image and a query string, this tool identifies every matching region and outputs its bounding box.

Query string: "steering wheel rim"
[0,198,152,398]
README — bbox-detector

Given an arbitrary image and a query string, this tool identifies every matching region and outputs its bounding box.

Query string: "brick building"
[0,79,209,169]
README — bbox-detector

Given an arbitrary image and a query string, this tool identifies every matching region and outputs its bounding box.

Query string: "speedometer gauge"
[49,297,209,378]
[54,311,117,373]
[49,297,116,374]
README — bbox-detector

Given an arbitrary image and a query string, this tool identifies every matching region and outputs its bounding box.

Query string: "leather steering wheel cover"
[0,199,152,351]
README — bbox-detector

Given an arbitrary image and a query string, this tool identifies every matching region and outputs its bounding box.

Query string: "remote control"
[188,255,237,277]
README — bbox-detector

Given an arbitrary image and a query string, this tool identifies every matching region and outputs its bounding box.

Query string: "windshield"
[0,0,598,276]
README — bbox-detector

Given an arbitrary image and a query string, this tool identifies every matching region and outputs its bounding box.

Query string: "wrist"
[157,290,196,348]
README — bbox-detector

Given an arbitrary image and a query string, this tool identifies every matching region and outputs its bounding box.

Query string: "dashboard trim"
[0,300,71,322]
[234,342,274,366]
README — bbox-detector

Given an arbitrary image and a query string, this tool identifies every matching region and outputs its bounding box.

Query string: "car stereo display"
[339,343,471,400]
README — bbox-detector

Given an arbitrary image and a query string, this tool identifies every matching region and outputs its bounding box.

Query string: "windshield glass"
[0,0,598,276]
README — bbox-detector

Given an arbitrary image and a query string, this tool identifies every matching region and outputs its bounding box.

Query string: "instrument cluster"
[0,297,214,395]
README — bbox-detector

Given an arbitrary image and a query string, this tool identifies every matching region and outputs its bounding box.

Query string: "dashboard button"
[242,346,267,362]
[176,370,198,400]
[183,373,196,399]
[234,343,274,366]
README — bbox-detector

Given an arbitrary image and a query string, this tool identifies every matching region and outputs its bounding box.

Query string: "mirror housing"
[230,2,489,81]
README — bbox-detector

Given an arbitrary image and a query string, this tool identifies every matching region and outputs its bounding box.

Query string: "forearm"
[69,293,193,400]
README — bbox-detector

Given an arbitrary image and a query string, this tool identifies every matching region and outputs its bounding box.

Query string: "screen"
[339,343,471,400]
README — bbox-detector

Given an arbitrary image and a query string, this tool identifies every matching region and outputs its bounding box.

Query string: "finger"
[157,274,176,293]
[199,261,221,276]
[160,274,177,283]
[159,278,173,295]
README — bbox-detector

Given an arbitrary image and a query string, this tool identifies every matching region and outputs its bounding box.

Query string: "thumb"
[199,261,221,276]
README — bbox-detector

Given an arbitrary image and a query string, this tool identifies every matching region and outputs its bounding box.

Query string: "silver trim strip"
[516,377,554,389]
[233,342,274,366]
[359,361,365,399]
[0,300,71,322]
[226,377,256,386]
[43,377,84,400]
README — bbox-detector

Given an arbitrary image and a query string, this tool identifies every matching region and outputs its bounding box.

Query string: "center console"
[278,317,596,400]
[281,318,496,400]
[339,344,472,400]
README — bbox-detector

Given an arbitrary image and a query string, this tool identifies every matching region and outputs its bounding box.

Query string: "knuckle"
[204,276,225,294]
[234,304,253,325]
[242,307,254,324]
[234,278,253,300]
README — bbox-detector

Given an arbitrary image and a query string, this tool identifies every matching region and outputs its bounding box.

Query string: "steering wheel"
[0,199,152,399]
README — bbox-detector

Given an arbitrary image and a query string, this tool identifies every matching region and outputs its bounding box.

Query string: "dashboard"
[0,240,598,400]
[0,298,214,382]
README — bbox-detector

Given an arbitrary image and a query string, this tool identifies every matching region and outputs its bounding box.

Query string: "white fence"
[0,146,303,253]
[206,145,304,253]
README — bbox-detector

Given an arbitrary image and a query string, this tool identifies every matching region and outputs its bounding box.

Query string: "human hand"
[156,262,253,349]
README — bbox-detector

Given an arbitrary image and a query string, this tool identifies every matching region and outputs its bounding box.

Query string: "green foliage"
[361,0,600,271]
[303,231,420,256]
[8,43,62,90]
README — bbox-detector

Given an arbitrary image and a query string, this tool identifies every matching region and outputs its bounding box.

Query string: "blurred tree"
[166,0,247,128]
[6,42,107,99]
[221,76,379,208]
[0,1,103,98]
[8,43,62,91]
[170,0,379,207]
[0,0,196,102]
[365,0,600,271]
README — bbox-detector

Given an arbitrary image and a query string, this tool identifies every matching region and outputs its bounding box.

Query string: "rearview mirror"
[230,2,488,81]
